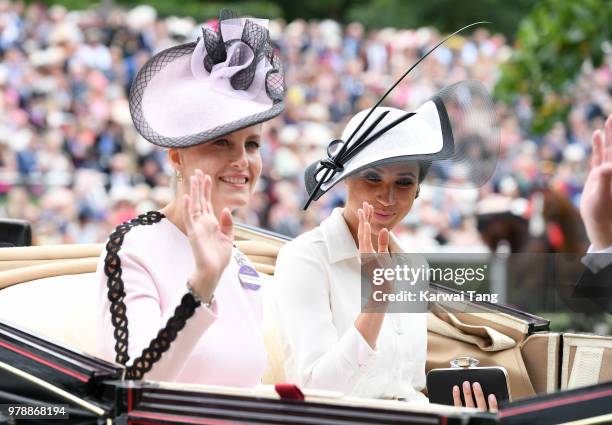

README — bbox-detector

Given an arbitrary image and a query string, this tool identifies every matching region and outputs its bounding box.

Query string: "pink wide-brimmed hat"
[129,10,285,148]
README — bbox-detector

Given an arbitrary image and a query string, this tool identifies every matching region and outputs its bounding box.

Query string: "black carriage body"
[0,319,610,425]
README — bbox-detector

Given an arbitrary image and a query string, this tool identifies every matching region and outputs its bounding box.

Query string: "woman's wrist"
[584,220,612,251]
[186,280,215,307]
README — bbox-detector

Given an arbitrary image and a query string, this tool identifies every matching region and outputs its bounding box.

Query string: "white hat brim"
[320,102,445,191]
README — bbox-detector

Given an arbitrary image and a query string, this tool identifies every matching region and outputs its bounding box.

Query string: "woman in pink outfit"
[95,10,284,385]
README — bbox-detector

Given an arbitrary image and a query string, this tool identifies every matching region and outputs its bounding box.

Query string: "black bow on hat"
[303,22,491,210]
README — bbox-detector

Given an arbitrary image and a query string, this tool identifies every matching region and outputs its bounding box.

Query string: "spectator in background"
[0,1,608,259]
[576,114,612,313]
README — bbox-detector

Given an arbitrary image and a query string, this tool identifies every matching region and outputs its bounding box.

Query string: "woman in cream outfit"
[275,100,498,409]
[275,107,430,401]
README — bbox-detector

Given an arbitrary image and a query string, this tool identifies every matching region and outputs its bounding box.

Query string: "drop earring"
[176,171,183,183]
[415,187,420,199]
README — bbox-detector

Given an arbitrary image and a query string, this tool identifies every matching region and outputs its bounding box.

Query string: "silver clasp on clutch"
[450,357,480,368]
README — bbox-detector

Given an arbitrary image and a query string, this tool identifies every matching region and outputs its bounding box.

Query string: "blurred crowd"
[0,1,610,249]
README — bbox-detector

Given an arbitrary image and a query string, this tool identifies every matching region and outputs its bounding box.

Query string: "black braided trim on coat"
[103,211,202,380]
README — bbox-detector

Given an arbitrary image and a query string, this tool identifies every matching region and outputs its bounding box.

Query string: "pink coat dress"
[95,217,266,386]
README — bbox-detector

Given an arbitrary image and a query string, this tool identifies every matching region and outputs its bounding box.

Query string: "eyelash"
[213,140,260,150]
[246,140,260,150]
[396,179,414,186]
[363,174,414,186]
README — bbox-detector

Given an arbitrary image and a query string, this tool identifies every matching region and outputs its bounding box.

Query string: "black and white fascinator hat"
[303,23,500,209]
[129,9,285,148]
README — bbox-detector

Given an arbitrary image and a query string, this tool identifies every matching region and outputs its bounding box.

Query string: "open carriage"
[0,222,610,424]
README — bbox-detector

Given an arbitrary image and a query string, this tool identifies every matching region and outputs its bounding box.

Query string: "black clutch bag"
[426,357,510,407]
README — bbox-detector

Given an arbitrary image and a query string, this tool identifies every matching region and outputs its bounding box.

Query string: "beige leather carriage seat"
[1,238,610,398]
[0,238,285,383]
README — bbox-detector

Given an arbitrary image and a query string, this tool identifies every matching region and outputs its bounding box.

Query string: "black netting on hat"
[129,9,285,148]
[426,79,499,187]
[201,13,284,96]
[265,52,284,102]
[230,19,268,90]
[130,51,284,148]
[219,8,239,21]
[203,27,225,71]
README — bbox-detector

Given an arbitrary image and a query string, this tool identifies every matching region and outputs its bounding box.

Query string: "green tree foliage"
[274,0,367,22]
[37,0,282,21]
[118,1,282,21]
[494,0,612,134]
[41,0,529,36]
[345,0,533,37]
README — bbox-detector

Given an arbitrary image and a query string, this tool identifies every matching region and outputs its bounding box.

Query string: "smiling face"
[169,124,263,217]
[344,162,420,237]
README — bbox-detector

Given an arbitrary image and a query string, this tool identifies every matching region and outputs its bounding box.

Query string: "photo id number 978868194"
[0,404,69,419]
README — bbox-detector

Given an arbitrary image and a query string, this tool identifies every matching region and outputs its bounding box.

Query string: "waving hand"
[182,169,234,303]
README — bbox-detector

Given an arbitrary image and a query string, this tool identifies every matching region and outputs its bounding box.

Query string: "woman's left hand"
[452,381,498,412]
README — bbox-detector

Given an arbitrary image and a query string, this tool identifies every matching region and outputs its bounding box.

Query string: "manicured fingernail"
[453,385,459,393]
[474,382,481,390]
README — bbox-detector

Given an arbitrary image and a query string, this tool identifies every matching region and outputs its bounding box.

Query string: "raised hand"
[580,115,612,250]
[358,202,392,312]
[358,202,389,254]
[452,381,498,412]
[182,169,234,303]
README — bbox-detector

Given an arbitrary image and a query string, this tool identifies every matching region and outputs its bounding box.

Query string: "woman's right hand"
[358,202,389,254]
[358,202,393,311]
[182,169,234,303]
